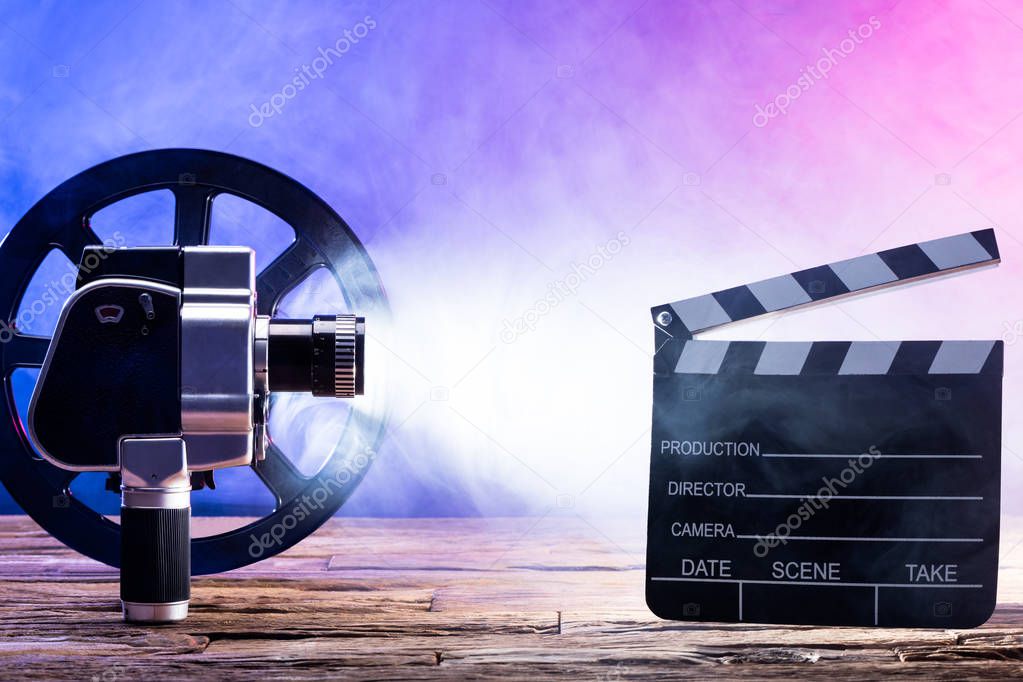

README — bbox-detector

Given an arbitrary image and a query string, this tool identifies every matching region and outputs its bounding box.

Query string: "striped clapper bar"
[646,229,1003,628]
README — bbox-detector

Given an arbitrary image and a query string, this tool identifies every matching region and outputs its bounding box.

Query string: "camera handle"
[119,438,191,623]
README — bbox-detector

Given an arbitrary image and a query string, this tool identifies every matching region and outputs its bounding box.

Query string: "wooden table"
[2,515,1023,679]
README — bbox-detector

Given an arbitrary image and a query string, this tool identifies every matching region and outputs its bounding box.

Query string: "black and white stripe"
[674,340,1002,376]
[660,229,999,335]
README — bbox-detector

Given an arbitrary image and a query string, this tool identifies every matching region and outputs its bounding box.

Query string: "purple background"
[0,1,1020,532]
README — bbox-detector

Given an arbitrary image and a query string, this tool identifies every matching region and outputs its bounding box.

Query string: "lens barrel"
[267,314,364,397]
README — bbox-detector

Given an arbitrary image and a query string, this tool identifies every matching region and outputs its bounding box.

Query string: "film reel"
[0,149,389,574]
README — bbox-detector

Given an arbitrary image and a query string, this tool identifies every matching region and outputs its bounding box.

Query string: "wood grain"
[1,515,1022,680]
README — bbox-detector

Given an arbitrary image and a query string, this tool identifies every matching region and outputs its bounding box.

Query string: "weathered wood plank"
[1,515,1023,679]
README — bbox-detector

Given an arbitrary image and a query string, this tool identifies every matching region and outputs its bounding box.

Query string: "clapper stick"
[645,229,1003,628]
[652,229,999,342]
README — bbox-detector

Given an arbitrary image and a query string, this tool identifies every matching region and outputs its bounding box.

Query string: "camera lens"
[267,314,364,397]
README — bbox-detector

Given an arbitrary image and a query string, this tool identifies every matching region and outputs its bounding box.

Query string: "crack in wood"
[897,645,1023,662]
[718,648,823,664]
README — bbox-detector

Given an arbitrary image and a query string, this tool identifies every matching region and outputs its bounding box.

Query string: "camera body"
[30,246,265,474]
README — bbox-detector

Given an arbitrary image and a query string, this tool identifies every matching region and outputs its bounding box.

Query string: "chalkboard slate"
[646,230,1003,628]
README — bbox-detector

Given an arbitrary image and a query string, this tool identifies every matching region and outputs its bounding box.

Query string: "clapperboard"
[646,230,1003,628]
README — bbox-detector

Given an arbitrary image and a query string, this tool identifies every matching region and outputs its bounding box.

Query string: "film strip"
[646,230,1003,628]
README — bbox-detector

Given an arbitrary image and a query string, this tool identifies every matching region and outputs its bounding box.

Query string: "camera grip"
[120,505,190,622]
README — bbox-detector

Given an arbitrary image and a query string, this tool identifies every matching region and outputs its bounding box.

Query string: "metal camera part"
[267,315,366,397]
[180,247,257,471]
[0,148,386,625]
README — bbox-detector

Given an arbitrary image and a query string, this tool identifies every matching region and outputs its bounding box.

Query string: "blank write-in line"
[746,494,983,501]
[734,535,983,543]
[762,453,981,459]
[650,577,983,589]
